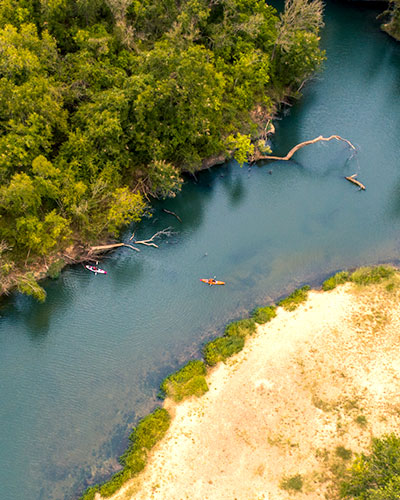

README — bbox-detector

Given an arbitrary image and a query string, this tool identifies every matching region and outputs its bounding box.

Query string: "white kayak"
[85,265,107,275]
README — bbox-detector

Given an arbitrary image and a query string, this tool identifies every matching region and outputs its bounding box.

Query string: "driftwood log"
[345,174,366,190]
[255,135,357,162]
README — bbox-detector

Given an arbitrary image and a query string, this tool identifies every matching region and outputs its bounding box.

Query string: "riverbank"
[100,272,400,500]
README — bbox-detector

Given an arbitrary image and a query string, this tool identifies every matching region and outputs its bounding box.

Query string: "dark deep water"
[1,3,400,499]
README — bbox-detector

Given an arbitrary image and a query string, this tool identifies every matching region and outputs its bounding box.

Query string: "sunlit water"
[1,3,400,499]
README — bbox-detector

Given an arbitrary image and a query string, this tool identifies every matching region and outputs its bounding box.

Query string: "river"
[1,2,399,499]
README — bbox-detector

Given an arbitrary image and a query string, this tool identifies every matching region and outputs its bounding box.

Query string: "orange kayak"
[200,278,225,286]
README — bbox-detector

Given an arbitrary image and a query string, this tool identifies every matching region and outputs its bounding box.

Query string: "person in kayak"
[208,276,217,285]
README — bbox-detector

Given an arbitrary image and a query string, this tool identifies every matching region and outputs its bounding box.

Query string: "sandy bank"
[103,281,400,500]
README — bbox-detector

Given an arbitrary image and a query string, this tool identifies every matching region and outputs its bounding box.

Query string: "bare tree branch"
[132,227,173,248]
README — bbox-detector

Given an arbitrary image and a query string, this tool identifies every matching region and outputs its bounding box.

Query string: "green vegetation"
[225,318,256,338]
[79,407,170,499]
[203,335,245,366]
[322,266,396,292]
[203,318,256,366]
[280,473,303,492]
[278,285,310,311]
[47,259,65,279]
[16,273,47,302]
[252,305,277,324]
[350,266,395,286]
[0,0,325,297]
[340,434,400,500]
[160,360,208,401]
[322,271,349,291]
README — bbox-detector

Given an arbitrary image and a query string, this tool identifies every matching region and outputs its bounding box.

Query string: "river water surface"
[1,3,400,499]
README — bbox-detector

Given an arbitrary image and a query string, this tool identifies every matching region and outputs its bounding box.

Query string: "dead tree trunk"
[256,135,357,162]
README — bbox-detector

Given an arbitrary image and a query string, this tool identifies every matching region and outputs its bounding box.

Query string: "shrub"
[350,266,395,286]
[224,318,256,337]
[280,473,303,492]
[340,434,400,499]
[355,415,367,427]
[252,305,277,324]
[203,335,245,366]
[278,286,310,311]
[47,259,65,279]
[322,271,349,291]
[160,360,208,401]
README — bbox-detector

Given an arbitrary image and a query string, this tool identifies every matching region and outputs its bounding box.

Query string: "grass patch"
[203,335,244,366]
[203,318,255,366]
[322,266,397,292]
[224,318,256,337]
[350,266,395,286]
[280,473,303,492]
[252,305,277,324]
[160,360,208,401]
[335,446,352,461]
[322,271,350,291]
[79,408,171,499]
[278,286,310,311]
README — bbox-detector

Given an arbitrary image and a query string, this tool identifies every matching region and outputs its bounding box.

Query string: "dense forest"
[0,0,325,299]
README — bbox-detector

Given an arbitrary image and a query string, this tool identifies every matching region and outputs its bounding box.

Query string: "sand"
[103,282,400,500]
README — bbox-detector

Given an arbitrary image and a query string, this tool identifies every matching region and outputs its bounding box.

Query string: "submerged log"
[162,209,182,222]
[256,135,357,162]
[345,174,366,190]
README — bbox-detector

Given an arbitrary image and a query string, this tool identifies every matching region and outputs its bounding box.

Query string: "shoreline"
[92,269,400,500]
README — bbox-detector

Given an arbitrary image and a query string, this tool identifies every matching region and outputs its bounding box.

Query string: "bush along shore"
[78,264,400,500]
[0,0,326,301]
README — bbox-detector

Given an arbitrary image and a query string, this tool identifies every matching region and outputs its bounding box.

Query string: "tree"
[0,24,67,181]
[340,434,400,500]
[272,0,325,89]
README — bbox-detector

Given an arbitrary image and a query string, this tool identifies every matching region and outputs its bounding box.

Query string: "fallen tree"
[254,134,357,162]
[89,242,140,253]
[88,228,173,255]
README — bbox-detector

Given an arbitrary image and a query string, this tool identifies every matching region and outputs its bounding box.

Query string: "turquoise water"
[1,3,400,499]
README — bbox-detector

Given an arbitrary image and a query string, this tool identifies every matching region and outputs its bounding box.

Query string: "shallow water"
[1,3,400,499]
